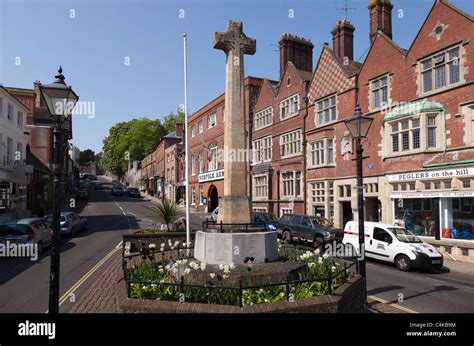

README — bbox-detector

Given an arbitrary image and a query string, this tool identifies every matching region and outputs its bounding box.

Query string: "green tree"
[79,149,95,164]
[162,109,185,133]
[102,118,167,178]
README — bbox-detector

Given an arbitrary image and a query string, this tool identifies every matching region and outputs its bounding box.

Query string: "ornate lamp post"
[344,104,373,280]
[40,66,79,313]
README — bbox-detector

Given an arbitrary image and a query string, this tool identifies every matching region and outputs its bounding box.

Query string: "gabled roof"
[357,30,407,76]
[0,86,31,112]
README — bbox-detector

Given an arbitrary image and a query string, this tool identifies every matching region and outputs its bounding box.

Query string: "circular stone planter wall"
[193,230,279,265]
[117,275,366,313]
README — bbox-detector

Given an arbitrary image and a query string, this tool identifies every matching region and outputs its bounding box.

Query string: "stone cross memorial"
[193,20,278,265]
[213,20,256,224]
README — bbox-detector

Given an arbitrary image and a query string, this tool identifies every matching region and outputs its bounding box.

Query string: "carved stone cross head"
[213,20,256,56]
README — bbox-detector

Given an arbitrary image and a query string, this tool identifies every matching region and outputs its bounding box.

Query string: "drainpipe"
[303,92,309,215]
[277,170,281,216]
[249,107,254,205]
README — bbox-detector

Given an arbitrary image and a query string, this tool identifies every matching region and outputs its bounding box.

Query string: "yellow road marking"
[45,245,121,313]
[368,294,419,313]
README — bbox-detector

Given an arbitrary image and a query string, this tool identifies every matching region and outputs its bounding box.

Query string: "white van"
[343,221,443,271]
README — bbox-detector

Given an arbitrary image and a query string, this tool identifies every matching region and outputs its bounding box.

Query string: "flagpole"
[183,33,191,248]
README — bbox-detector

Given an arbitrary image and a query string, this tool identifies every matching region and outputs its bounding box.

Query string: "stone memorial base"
[194,230,279,265]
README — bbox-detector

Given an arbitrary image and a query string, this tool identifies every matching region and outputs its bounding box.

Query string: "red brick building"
[186,77,262,212]
[305,0,474,251]
[251,34,313,216]
[356,0,474,243]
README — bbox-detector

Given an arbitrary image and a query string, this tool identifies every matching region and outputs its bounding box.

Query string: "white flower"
[149,243,156,249]
[331,266,337,272]
[223,265,230,274]
[174,241,180,247]
[219,264,225,271]
[314,248,320,255]
[184,268,191,275]
[171,246,175,250]
[229,263,236,270]
[200,262,207,271]
[323,253,329,259]
[308,262,315,268]
[158,268,164,274]
[318,257,323,264]
[209,273,215,279]
[222,274,228,279]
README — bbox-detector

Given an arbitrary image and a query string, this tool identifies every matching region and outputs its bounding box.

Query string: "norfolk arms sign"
[199,169,224,183]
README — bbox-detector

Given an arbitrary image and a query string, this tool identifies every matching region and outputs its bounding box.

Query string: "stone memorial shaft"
[213,20,256,224]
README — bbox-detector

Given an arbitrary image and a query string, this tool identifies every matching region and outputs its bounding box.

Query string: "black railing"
[122,244,357,307]
[202,219,273,233]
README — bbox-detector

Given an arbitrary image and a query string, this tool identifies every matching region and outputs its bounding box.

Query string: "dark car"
[93,182,103,190]
[75,188,90,200]
[253,212,279,231]
[277,214,342,249]
[125,187,141,198]
[111,185,125,196]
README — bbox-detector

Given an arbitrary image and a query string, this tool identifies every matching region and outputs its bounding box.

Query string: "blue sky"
[1,0,472,153]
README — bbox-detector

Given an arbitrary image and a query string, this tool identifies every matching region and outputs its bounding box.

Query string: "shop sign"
[388,167,474,182]
[199,169,224,183]
[391,191,474,199]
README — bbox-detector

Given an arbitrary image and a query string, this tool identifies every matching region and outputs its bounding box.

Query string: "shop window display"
[394,198,436,237]
[448,198,474,240]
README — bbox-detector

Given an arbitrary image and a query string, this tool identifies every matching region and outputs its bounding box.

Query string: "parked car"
[210,207,219,222]
[90,174,97,180]
[0,218,53,254]
[125,187,141,198]
[45,212,87,237]
[277,214,340,249]
[93,182,103,190]
[253,212,279,231]
[111,185,125,196]
[75,187,90,200]
[343,221,443,271]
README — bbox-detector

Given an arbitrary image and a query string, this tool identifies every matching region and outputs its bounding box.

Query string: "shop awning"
[383,99,444,123]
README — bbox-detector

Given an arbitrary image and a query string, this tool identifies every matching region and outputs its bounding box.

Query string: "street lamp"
[344,104,373,281]
[40,66,78,314]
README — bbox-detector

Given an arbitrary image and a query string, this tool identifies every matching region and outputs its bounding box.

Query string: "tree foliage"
[162,109,185,133]
[79,149,95,164]
[102,118,167,177]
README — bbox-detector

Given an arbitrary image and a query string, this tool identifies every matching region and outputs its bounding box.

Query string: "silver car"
[46,212,88,237]
[0,218,53,254]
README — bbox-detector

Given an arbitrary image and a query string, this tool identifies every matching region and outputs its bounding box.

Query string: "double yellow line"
[45,244,121,313]
[368,294,419,313]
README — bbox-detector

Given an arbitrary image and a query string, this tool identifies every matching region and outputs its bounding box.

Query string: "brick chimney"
[175,121,184,139]
[368,0,393,44]
[331,19,355,61]
[279,34,314,80]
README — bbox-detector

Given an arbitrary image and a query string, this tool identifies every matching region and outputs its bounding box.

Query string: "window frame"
[279,129,302,159]
[280,93,300,121]
[419,46,462,95]
[254,106,273,130]
[308,137,335,168]
[316,94,337,126]
[369,75,390,111]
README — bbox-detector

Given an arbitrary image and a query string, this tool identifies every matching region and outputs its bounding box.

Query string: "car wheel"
[37,241,43,255]
[395,254,411,271]
[313,236,324,251]
[282,230,292,244]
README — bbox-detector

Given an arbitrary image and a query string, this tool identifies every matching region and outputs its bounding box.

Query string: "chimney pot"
[331,19,355,61]
[279,34,314,80]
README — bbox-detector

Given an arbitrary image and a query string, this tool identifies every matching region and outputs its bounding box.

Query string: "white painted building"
[0,86,33,220]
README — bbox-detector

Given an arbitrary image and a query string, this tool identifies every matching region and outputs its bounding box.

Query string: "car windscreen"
[263,214,279,222]
[129,188,138,192]
[0,224,29,236]
[389,227,422,243]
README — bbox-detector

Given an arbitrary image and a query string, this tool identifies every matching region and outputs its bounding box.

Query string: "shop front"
[388,167,474,242]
